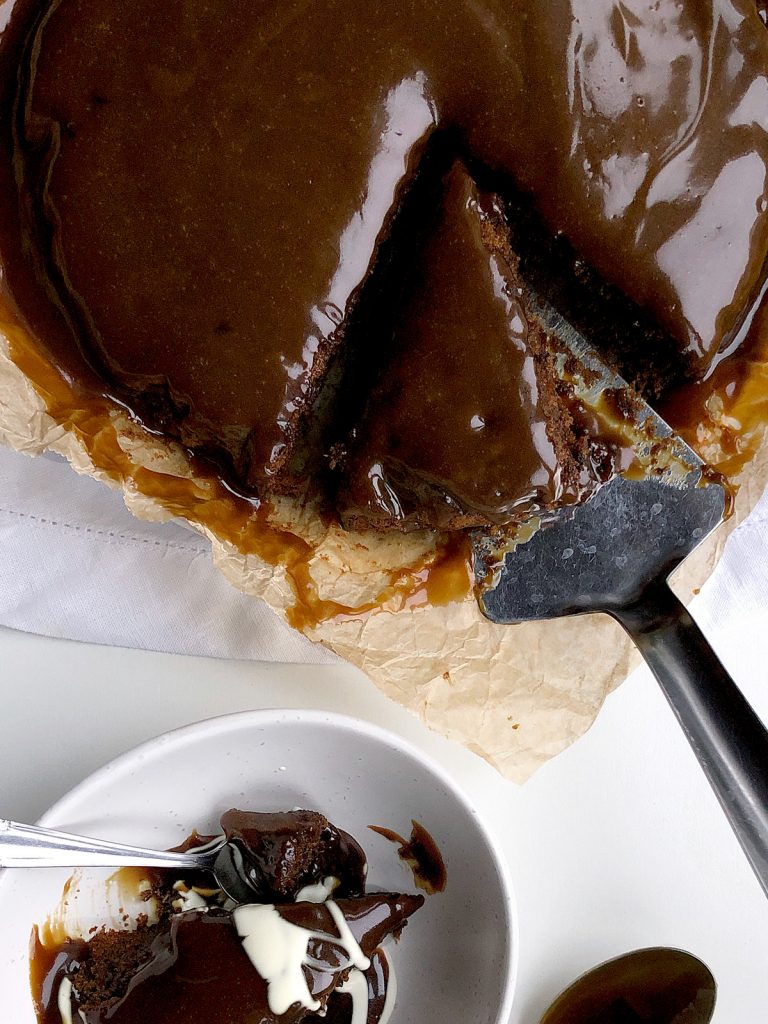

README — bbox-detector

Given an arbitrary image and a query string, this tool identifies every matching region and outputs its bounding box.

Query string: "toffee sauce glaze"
[0,0,767,616]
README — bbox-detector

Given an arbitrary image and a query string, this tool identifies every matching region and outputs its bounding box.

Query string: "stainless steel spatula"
[472,293,768,896]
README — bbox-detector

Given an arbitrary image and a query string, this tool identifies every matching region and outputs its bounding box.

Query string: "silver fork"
[0,818,256,902]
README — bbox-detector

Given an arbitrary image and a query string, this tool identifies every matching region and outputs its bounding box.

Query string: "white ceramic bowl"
[0,709,517,1023]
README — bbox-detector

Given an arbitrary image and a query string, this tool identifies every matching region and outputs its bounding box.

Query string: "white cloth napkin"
[0,446,336,662]
[1,443,767,659]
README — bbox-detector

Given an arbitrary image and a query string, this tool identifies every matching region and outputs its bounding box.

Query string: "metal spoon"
[540,947,716,1024]
[0,818,258,903]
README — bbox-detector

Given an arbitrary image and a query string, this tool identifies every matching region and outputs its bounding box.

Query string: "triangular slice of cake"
[336,161,613,531]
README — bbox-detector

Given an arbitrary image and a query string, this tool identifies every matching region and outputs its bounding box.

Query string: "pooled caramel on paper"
[3,305,768,781]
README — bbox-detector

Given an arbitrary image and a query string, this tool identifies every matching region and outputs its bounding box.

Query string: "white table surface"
[1,613,766,1022]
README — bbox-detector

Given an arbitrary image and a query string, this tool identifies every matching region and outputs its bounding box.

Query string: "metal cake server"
[472,293,768,897]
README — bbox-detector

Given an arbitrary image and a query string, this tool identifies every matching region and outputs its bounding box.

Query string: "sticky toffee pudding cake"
[30,809,426,1024]
[1,1,768,604]
[2,2,768,492]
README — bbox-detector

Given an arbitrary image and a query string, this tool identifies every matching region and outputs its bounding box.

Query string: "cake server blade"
[471,291,768,897]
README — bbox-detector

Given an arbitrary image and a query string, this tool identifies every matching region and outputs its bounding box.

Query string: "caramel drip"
[368,821,447,896]
[2,295,472,625]
[662,302,768,479]
[286,534,471,633]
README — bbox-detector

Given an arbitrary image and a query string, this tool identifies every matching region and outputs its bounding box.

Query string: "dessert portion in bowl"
[30,808,433,1024]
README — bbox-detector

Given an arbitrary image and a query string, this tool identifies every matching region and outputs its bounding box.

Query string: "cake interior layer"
[1,0,768,517]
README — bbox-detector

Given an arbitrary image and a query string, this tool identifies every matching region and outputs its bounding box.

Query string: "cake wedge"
[337,162,615,531]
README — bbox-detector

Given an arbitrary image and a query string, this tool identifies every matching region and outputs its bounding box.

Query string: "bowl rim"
[17,707,519,1024]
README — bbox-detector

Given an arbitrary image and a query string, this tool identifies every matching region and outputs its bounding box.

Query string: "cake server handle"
[612,581,768,898]
[0,818,222,869]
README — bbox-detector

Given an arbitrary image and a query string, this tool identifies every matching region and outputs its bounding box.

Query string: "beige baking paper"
[2,333,766,782]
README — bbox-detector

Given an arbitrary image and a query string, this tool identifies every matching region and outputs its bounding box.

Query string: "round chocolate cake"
[2,0,767,523]
[1,0,767,776]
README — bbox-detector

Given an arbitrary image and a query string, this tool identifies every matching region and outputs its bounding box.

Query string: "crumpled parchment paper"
[2,329,766,782]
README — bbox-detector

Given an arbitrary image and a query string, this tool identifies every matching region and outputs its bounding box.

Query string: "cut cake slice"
[337,161,614,531]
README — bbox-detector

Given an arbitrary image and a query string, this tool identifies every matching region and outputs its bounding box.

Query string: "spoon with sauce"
[0,818,259,903]
[540,948,716,1024]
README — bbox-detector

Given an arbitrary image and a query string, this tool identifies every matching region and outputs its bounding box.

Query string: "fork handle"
[0,818,203,870]
[613,582,768,898]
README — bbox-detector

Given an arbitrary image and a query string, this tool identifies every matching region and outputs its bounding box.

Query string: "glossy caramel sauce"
[29,810,425,1024]
[30,899,422,1024]
[663,298,768,481]
[339,162,614,531]
[369,821,447,895]
[29,928,66,1022]
[0,0,767,606]
[540,948,716,1024]
[286,532,472,632]
[220,808,368,900]
[323,948,391,1024]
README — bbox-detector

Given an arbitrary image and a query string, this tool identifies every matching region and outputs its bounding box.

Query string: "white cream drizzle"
[233,900,370,1016]
[337,950,397,1024]
[171,880,209,912]
[295,876,339,904]
[337,967,369,1024]
[55,871,398,1024]
[57,977,73,1024]
[235,905,320,1014]
[325,902,370,972]
[57,976,88,1024]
